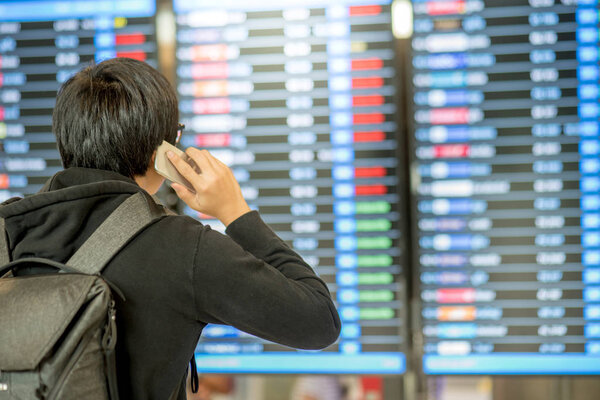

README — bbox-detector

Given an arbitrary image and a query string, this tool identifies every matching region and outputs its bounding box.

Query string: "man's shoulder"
[149,213,207,236]
[105,214,205,284]
[143,213,226,250]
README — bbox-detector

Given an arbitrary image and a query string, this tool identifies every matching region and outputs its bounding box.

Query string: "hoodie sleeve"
[192,211,341,350]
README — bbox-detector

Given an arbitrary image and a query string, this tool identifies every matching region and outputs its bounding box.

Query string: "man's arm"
[193,212,340,350]
[168,146,340,349]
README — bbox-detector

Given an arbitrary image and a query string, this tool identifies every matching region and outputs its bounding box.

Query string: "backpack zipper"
[102,301,117,351]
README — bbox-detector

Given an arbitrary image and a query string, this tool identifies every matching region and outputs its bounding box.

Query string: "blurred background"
[0,0,599,398]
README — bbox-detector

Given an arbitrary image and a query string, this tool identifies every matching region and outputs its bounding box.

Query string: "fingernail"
[167,151,174,158]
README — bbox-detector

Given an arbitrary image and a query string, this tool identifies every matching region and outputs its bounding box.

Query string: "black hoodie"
[0,168,341,400]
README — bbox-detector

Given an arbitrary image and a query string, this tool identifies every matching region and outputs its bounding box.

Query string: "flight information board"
[411,0,600,374]
[174,0,407,373]
[0,0,157,199]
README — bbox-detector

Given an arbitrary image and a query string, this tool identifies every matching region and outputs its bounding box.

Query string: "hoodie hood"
[0,168,146,263]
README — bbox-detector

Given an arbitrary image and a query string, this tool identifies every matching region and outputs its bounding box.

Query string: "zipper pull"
[102,300,118,351]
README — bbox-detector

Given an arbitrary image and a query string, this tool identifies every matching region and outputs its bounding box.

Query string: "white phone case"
[154,141,197,192]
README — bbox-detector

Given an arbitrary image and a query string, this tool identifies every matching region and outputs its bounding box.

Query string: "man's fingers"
[191,148,232,176]
[167,151,199,183]
[209,152,229,169]
[185,147,215,171]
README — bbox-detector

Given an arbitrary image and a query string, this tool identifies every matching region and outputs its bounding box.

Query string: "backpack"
[0,192,166,400]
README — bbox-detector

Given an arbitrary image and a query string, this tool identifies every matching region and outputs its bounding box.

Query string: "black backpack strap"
[189,356,199,393]
[0,218,10,266]
[66,192,165,275]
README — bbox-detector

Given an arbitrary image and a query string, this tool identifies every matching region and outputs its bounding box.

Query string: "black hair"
[52,57,179,178]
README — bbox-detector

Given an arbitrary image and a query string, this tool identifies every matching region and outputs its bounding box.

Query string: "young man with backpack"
[0,58,341,399]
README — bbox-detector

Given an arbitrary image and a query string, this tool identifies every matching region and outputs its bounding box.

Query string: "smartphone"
[154,141,198,192]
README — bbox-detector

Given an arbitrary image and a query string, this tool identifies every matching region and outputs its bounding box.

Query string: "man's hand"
[167,148,251,226]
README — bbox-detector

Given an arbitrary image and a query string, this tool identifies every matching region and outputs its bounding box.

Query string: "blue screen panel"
[424,354,600,375]
[174,0,408,374]
[0,0,156,197]
[411,0,600,375]
[0,0,155,22]
[195,353,405,374]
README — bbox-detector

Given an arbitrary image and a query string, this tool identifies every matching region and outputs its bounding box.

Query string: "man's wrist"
[219,205,252,227]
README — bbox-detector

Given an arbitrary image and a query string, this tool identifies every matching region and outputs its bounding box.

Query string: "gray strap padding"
[66,192,163,275]
[0,218,9,266]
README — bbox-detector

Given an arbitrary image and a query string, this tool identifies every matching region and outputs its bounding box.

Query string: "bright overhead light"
[392,0,413,39]
[156,8,176,45]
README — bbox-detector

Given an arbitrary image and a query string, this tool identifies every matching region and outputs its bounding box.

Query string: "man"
[1,58,340,399]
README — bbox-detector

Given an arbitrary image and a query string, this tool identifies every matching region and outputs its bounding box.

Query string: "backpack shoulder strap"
[66,192,165,275]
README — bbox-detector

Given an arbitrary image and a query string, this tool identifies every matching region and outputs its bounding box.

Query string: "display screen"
[7,0,598,378]
[174,0,408,373]
[411,0,600,374]
[0,0,157,198]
